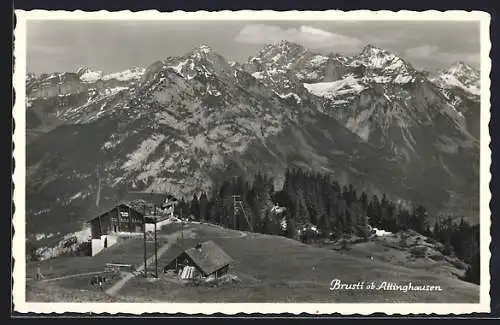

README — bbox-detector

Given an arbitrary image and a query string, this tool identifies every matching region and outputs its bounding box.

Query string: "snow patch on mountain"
[275,91,302,103]
[198,45,212,54]
[433,73,480,96]
[102,67,145,81]
[393,75,413,84]
[79,69,104,83]
[355,45,410,72]
[431,62,480,96]
[252,72,265,79]
[170,59,190,75]
[372,76,392,83]
[103,86,129,96]
[309,55,329,66]
[303,76,365,99]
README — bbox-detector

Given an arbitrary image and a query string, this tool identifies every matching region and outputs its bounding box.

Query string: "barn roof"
[122,192,169,207]
[84,192,177,222]
[165,194,178,202]
[84,201,142,222]
[184,240,233,275]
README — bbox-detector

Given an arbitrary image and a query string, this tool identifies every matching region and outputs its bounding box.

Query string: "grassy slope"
[27,223,479,303]
[27,235,170,279]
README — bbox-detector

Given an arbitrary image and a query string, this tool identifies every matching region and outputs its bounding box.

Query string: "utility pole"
[95,163,101,208]
[180,208,184,240]
[153,204,158,278]
[154,221,158,278]
[232,194,253,232]
[232,195,240,229]
[143,218,147,277]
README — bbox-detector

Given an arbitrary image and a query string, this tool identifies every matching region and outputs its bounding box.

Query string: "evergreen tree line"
[175,168,480,284]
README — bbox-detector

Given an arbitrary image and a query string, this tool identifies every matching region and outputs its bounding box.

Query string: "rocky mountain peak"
[189,44,216,58]
[431,61,480,96]
[446,62,480,86]
[76,66,90,76]
[75,66,104,83]
[447,61,479,76]
[359,44,387,56]
[163,48,234,86]
[276,40,305,51]
[251,40,308,66]
[354,45,413,73]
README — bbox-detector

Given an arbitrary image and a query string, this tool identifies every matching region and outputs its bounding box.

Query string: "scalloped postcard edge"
[12,9,492,315]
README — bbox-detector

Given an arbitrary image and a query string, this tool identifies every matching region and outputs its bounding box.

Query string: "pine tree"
[348,184,357,205]
[294,188,309,224]
[360,191,369,213]
[464,250,480,284]
[206,200,214,223]
[190,193,200,220]
[26,240,40,262]
[410,205,428,234]
[433,220,441,240]
[379,197,389,230]
[443,234,454,256]
[337,197,349,234]
[198,192,208,222]
[285,217,298,239]
[398,208,411,232]
[423,224,432,237]
[318,214,331,237]
[342,185,351,206]
[368,194,381,228]
[174,198,184,216]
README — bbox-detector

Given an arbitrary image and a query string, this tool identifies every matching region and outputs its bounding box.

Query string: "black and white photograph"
[12,10,491,314]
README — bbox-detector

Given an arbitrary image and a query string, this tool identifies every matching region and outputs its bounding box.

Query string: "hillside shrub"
[425,237,438,245]
[26,240,40,262]
[410,245,427,258]
[449,258,468,270]
[429,252,445,261]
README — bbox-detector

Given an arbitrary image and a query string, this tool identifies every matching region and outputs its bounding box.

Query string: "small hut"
[164,240,233,280]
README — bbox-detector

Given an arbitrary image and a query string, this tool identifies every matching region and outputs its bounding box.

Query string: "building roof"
[184,240,233,275]
[165,194,178,202]
[84,192,178,222]
[143,214,170,224]
[84,201,143,222]
[122,192,169,207]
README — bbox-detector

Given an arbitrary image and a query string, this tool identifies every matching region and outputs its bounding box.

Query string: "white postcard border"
[12,9,492,315]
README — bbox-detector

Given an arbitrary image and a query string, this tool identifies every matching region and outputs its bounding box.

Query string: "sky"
[26,20,480,74]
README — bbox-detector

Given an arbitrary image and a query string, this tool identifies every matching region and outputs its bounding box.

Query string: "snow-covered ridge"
[78,68,104,83]
[355,45,411,71]
[303,76,365,100]
[431,62,480,96]
[77,66,145,83]
[198,45,212,54]
[102,67,145,81]
[309,55,329,66]
[432,74,480,96]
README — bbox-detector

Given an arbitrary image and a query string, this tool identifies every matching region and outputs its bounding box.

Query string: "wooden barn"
[88,203,145,239]
[164,240,233,279]
[86,192,178,239]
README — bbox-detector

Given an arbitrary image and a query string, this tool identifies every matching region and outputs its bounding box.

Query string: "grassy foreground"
[26,223,479,303]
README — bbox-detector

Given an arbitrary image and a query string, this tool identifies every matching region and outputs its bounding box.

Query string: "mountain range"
[25,41,481,237]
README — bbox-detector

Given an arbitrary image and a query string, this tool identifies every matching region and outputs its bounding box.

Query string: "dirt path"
[105,230,186,297]
[38,271,104,283]
[27,270,102,283]
[203,223,248,238]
